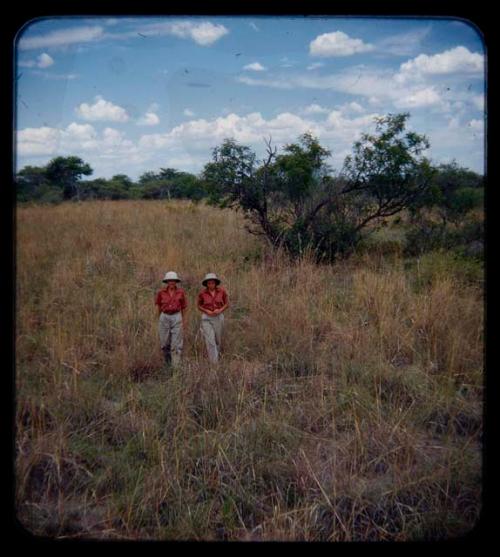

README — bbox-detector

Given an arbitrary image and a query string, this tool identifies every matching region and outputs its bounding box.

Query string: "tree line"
[16,159,207,204]
[16,112,484,261]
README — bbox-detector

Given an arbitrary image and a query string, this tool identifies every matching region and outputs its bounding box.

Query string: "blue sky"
[15,16,485,180]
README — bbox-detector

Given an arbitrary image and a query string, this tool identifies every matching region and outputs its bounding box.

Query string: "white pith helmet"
[162,271,181,283]
[202,273,221,286]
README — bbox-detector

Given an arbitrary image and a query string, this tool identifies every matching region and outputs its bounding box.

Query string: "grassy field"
[15,199,483,541]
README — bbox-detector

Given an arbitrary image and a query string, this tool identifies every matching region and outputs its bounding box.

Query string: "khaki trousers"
[159,312,183,366]
[200,313,224,363]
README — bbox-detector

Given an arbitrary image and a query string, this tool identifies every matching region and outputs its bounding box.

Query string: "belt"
[162,310,180,315]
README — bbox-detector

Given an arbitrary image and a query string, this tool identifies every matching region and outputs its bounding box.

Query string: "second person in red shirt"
[197,273,229,364]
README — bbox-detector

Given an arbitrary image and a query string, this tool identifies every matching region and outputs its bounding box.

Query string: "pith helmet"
[162,271,181,283]
[202,272,221,286]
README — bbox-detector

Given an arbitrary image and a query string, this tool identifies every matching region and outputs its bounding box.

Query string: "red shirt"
[155,287,187,314]
[198,286,228,312]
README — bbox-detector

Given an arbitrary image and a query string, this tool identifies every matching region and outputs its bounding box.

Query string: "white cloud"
[31,71,79,80]
[468,118,484,132]
[394,87,442,109]
[310,31,374,57]
[102,127,131,147]
[472,94,484,111]
[376,26,432,56]
[18,20,228,52]
[243,62,267,72]
[447,116,461,129]
[137,112,160,126]
[280,57,294,68]
[183,108,195,117]
[65,122,97,141]
[138,109,380,170]
[424,116,485,171]
[18,25,104,50]
[17,122,136,159]
[139,112,302,152]
[17,126,61,156]
[76,96,129,122]
[171,21,229,45]
[19,52,54,68]
[237,67,446,111]
[238,69,377,92]
[37,53,54,68]
[17,123,98,156]
[237,75,294,89]
[303,103,330,115]
[345,101,365,113]
[136,20,229,46]
[307,62,324,71]
[138,133,173,151]
[399,46,484,76]
[332,101,366,115]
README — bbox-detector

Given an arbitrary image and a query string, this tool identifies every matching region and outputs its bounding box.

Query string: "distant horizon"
[15,16,486,180]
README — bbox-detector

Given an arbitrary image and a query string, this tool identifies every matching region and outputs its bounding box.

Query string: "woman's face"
[206,280,216,290]
[166,280,177,288]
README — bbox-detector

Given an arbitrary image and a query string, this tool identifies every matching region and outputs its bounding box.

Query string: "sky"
[14,16,486,180]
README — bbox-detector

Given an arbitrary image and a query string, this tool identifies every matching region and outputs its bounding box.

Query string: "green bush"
[408,250,484,288]
[404,217,483,258]
[37,187,64,204]
[404,221,446,256]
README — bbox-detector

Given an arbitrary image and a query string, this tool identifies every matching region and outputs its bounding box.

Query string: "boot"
[162,346,172,372]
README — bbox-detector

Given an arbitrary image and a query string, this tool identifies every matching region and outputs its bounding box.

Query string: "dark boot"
[162,346,172,368]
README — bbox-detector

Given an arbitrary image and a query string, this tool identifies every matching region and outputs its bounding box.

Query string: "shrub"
[37,187,64,204]
[404,216,483,259]
[404,220,447,256]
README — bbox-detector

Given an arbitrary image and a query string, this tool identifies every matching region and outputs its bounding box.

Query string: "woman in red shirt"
[155,271,187,368]
[197,273,229,364]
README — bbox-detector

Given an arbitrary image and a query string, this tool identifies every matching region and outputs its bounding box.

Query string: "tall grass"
[15,200,483,540]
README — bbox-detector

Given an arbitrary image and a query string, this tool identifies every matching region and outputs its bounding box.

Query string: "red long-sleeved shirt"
[197,286,228,312]
[155,287,187,314]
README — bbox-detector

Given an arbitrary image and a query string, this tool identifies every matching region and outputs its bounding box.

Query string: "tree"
[203,114,440,262]
[157,168,206,200]
[430,161,484,224]
[342,112,438,230]
[203,133,349,257]
[79,178,108,200]
[402,160,484,256]
[203,140,257,207]
[136,167,206,201]
[110,174,134,189]
[45,156,93,200]
[105,174,134,199]
[15,165,49,201]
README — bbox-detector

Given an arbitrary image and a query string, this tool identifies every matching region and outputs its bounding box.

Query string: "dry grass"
[15,200,483,541]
